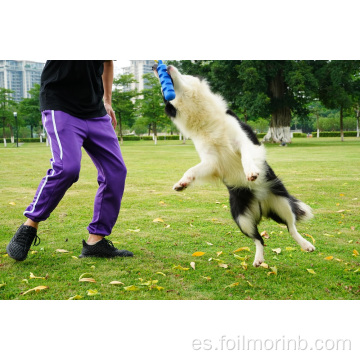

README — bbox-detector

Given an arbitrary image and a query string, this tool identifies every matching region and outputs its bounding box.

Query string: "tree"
[135,73,170,143]
[18,84,41,138]
[112,74,139,143]
[314,60,360,141]
[0,88,17,141]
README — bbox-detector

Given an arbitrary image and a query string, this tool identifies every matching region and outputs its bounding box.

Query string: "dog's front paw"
[253,256,265,267]
[246,172,259,182]
[173,182,188,191]
[301,241,316,252]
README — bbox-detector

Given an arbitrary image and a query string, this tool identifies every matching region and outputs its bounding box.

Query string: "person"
[6,60,133,261]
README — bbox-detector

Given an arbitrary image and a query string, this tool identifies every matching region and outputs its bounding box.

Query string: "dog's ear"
[165,101,177,118]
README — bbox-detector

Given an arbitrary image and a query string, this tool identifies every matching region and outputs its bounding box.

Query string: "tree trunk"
[340,106,344,142]
[10,125,14,143]
[356,105,360,138]
[153,122,157,145]
[316,110,320,138]
[31,125,34,138]
[263,70,292,143]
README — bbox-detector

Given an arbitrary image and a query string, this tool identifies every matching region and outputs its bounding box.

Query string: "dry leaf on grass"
[216,251,223,257]
[21,285,48,295]
[173,265,189,271]
[225,282,239,288]
[325,256,334,260]
[260,263,269,269]
[261,231,269,239]
[55,249,69,253]
[307,269,316,275]
[68,295,82,300]
[87,289,99,296]
[109,281,124,285]
[124,285,140,291]
[192,251,205,257]
[233,247,250,253]
[190,262,196,270]
[153,218,164,223]
[79,278,96,283]
[267,266,278,276]
[201,276,211,281]
[353,250,359,257]
[156,272,166,276]
[218,263,229,269]
[127,229,140,233]
[272,248,282,255]
[29,272,46,280]
[304,233,316,244]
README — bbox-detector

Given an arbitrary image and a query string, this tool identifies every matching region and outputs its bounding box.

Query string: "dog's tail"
[290,197,314,222]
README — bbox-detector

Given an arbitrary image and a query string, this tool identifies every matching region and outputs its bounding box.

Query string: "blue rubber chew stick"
[157,60,176,101]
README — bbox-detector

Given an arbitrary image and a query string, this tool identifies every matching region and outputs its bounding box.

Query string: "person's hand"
[104,103,117,130]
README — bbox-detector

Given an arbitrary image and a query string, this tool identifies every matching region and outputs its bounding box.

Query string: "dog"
[153,63,315,267]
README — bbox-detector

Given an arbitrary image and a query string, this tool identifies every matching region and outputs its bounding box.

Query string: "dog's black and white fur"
[153,64,315,267]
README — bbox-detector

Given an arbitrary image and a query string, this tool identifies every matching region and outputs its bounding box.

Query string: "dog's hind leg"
[228,186,265,267]
[266,194,315,252]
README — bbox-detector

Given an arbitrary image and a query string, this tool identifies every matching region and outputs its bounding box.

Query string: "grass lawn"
[0,137,359,300]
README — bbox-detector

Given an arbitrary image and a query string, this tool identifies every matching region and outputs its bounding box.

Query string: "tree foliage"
[0,88,17,138]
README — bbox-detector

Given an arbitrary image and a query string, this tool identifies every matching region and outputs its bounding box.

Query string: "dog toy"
[156,60,176,101]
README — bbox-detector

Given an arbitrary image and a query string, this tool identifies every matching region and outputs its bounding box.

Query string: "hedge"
[292,133,307,138]
[311,131,358,137]
[2,138,44,143]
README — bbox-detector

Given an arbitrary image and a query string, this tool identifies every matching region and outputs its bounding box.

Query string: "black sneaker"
[6,224,41,261]
[79,238,133,258]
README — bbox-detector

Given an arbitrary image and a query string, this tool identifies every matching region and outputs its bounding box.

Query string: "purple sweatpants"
[24,110,127,236]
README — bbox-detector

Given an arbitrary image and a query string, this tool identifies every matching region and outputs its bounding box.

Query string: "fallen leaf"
[233,247,250,253]
[190,262,196,270]
[22,279,29,284]
[307,269,316,275]
[192,251,205,257]
[126,229,140,232]
[68,295,82,300]
[79,278,96,283]
[305,233,316,243]
[71,256,79,260]
[354,269,360,273]
[29,272,46,280]
[267,266,278,276]
[55,249,69,253]
[156,272,166,276]
[154,286,164,291]
[233,254,249,261]
[206,242,214,246]
[0,283,6,288]
[159,201,166,205]
[153,218,164,223]
[31,251,38,254]
[218,263,229,269]
[285,247,296,251]
[272,248,282,255]
[261,231,269,239]
[9,202,16,205]
[260,263,269,269]
[225,282,239,288]
[241,261,248,270]
[201,276,211,281]
[79,273,93,280]
[216,251,223,257]
[124,285,140,291]
[246,281,253,287]
[109,281,124,285]
[325,256,334,260]
[353,250,359,257]
[87,289,99,296]
[173,265,189,270]
[21,285,48,295]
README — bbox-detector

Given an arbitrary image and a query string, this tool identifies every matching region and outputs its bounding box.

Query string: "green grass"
[0,138,359,300]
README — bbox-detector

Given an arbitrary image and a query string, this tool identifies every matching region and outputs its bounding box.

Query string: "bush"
[118,136,140,141]
[157,135,180,140]
[292,133,307,138]
[311,131,358,137]
[140,136,153,140]
[256,133,267,139]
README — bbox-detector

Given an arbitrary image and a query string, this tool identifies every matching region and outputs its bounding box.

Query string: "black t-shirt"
[40,60,107,119]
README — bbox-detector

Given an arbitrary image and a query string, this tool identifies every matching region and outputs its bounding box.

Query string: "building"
[0,60,45,102]
[122,60,156,92]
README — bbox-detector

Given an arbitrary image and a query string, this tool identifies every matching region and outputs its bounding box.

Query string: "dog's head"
[152,63,202,100]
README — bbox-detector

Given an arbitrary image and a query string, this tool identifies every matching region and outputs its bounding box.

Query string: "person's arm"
[102,60,117,129]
